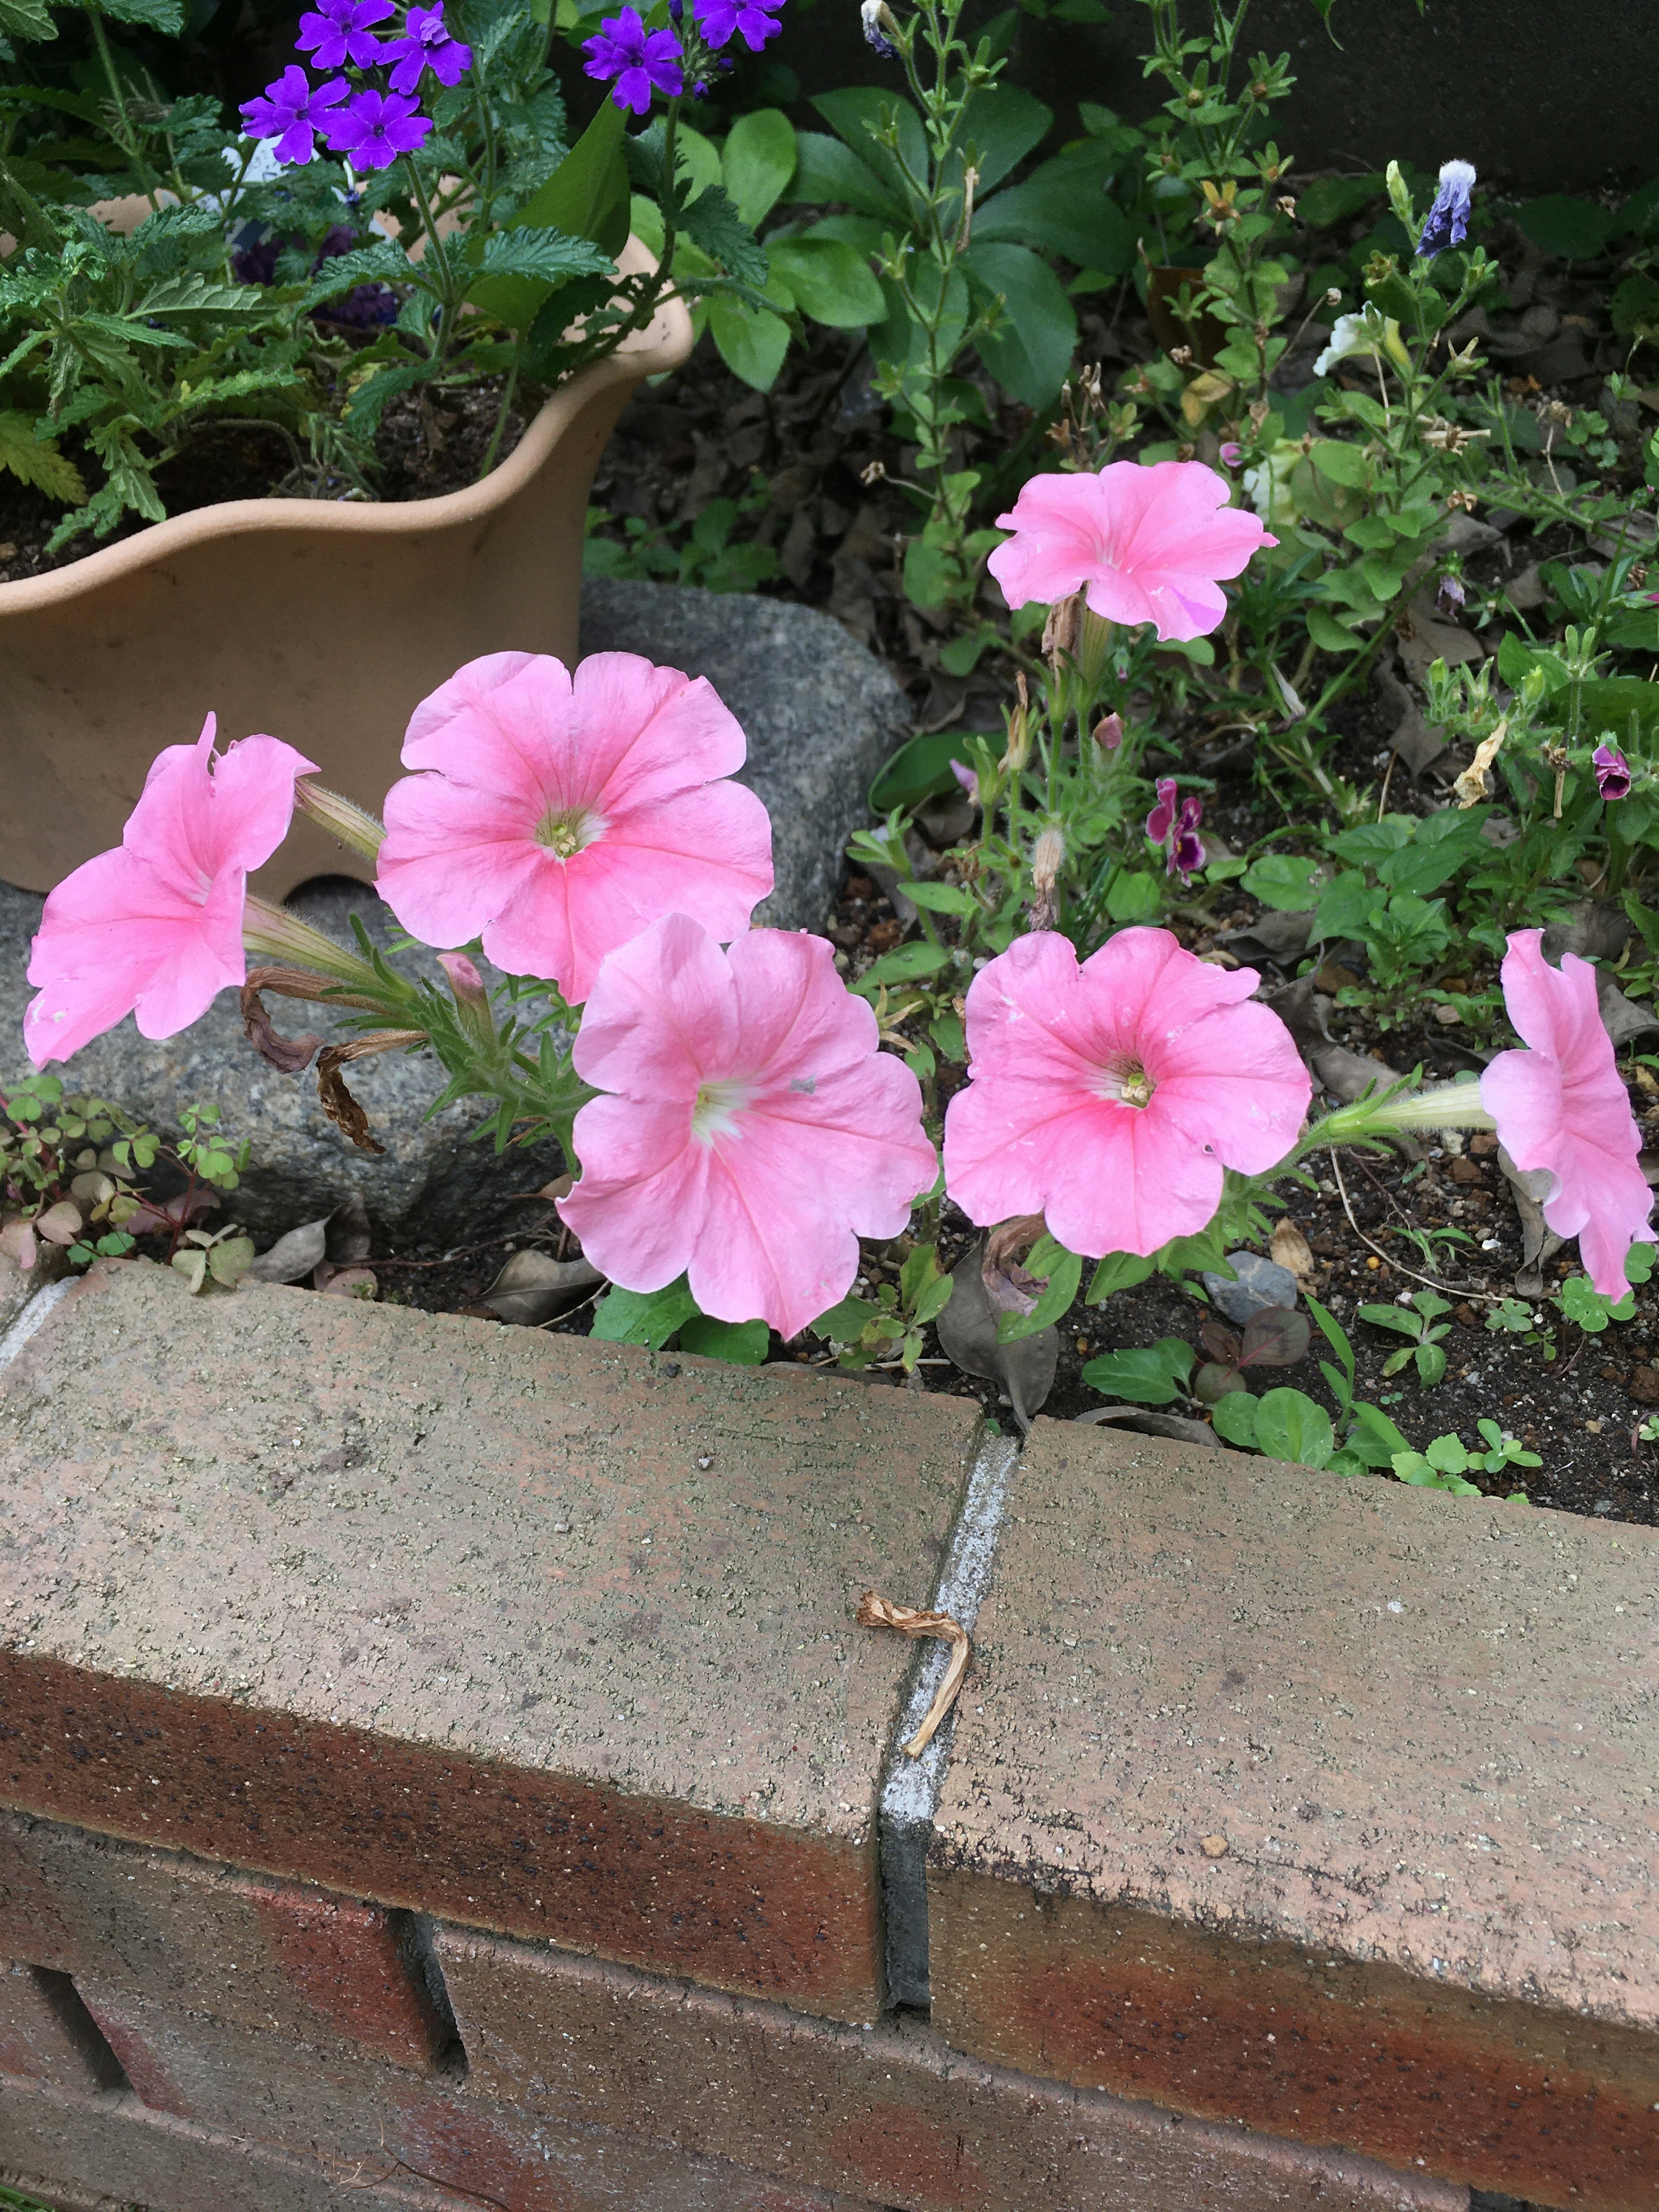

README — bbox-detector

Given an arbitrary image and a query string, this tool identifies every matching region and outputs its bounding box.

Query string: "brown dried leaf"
[480,1249,604,1325]
[316,1052,385,1157]
[936,1239,1057,1430]
[241,984,323,1074]
[315,1262,378,1300]
[1269,1218,1314,1281]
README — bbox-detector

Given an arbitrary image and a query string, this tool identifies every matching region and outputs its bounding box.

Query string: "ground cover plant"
[7,0,1659,1524]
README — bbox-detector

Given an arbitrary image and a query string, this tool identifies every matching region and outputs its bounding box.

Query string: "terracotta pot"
[0,244,693,902]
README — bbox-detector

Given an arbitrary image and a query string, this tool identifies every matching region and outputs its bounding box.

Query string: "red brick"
[29,1996,872,2212]
[0,1962,114,2092]
[0,1808,445,2067]
[0,1262,981,2021]
[434,1926,1464,2212]
[928,1419,1659,2212]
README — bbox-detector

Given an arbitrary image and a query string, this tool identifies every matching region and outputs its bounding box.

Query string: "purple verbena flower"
[1416,159,1476,260]
[324,86,432,170]
[232,231,283,285]
[1144,776,1178,846]
[240,65,348,166]
[386,3,473,94]
[296,0,394,71]
[1169,797,1206,881]
[582,7,685,113]
[695,0,783,51]
[1594,743,1633,801]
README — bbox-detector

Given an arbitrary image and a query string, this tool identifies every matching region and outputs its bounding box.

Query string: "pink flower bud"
[1093,712,1124,751]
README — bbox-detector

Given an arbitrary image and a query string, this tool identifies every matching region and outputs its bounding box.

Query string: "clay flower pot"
[0,245,693,902]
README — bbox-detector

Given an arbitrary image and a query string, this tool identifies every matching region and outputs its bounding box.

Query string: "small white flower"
[1313,306,1388,378]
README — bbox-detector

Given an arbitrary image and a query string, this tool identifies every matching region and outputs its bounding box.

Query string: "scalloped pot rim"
[0,255,690,616]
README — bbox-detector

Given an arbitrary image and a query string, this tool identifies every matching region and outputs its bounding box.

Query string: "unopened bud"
[1041,590,1084,668]
[1385,158,1414,230]
[1092,712,1124,751]
[439,950,495,1047]
[1004,671,1031,773]
[292,779,386,862]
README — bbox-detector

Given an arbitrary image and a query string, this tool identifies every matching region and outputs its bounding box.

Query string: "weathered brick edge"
[0,1648,880,2019]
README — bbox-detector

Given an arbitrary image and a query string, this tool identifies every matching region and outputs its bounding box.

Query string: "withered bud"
[1041,590,1084,667]
[860,458,887,485]
[1030,826,1065,896]
[1004,671,1032,774]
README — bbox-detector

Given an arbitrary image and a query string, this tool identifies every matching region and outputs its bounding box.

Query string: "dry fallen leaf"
[480,1249,604,1325]
[1269,1219,1314,1282]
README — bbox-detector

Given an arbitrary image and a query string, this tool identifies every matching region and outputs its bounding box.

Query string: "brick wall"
[0,1262,1651,2212]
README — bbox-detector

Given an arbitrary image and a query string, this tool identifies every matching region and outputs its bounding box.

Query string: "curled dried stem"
[856,1590,972,1756]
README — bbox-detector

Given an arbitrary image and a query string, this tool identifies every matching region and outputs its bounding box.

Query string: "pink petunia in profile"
[1480,929,1653,1295]
[375,652,774,1005]
[557,915,936,1339]
[987,459,1277,642]
[942,926,1310,1258]
[24,717,318,1068]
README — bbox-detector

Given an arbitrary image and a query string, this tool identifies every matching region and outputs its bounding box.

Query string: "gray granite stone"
[1201,1250,1300,1323]
[0,581,908,1241]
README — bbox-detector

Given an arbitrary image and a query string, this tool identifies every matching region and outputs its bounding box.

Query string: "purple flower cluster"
[1146,778,1205,882]
[239,0,473,172]
[582,0,784,115]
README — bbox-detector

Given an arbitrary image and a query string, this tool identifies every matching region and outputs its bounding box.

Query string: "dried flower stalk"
[856,1590,972,1756]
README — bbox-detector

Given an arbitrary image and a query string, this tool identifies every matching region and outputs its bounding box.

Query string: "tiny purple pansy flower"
[1594,744,1633,801]
[324,86,432,169]
[240,66,347,165]
[949,758,981,806]
[696,0,784,50]
[386,3,473,93]
[582,6,685,113]
[1169,796,1206,881]
[296,0,394,71]
[1417,159,1476,260]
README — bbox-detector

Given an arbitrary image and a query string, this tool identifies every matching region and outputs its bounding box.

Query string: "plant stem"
[84,1,159,203]
[477,339,522,481]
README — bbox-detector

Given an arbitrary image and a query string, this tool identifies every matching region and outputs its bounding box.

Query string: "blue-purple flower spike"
[1417,159,1476,259]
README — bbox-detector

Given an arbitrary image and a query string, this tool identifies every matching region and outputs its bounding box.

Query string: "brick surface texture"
[0,1961,115,2092]
[435,1923,1464,2212]
[928,1419,1659,2212]
[0,1260,981,2021]
[0,1808,445,2065]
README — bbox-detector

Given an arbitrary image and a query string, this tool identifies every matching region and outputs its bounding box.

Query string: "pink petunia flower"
[558,915,936,1338]
[24,716,317,1068]
[1480,930,1653,1296]
[1593,743,1632,801]
[942,926,1311,1257]
[987,459,1278,642]
[375,652,774,1005]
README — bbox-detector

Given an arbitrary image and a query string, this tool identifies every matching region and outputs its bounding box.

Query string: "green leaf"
[723,107,796,229]
[1251,1388,1335,1468]
[680,184,768,289]
[998,1246,1083,1344]
[904,879,976,915]
[1414,1341,1447,1386]
[513,90,629,252]
[299,242,416,316]
[0,409,82,502]
[0,0,57,39]
[1358,1302,1422,1339]
[1209,1390,1258,1449]
[99,0,183,26]
[1578,677,1659,745]
[810,1293,876,1341]
[1517,195,1616,261]
[590,1277,699,1348]
[706,292,789,391]
[811,87,927,214]
[1346,1400,1411,1469]
[955,86,1052,193]
[787,130,901,220]
[1103,870,1162,922]
[765,235,883,327]
[1308,438,1371,489]
[1310,869,1386,945]
[961,239,1077,408]
[1085,1249,1157,1302]
[868,731,976,812]
[1296,173,1383,227]
[973,143,1134,274]
[854,941,952,988]
[1240,854,1319,911]
[1081,1337,1194,1406]
[1305,606,1365,654]
[465,225,614,315]
[679,1316,770,1364]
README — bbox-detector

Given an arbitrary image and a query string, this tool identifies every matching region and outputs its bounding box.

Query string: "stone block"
[928,1420,1659,2212]
[0,1962,117,2092]
[0,1261,980,2022]
[436,1925,1465,2212]
[0,578,906,1239]
[42,1995,871,2212]
[0,1809,447,2069]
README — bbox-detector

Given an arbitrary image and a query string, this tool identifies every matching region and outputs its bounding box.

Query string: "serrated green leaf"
[679,184,767,290]
[299,242,416,316]
[0,408,83,502]
[99,0,184,27]
[0,0,55,36]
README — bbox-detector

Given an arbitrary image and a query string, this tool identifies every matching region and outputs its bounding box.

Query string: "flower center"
[691,1078,754,1145]
[534,806,602,860]
[1094,1057,1156,1109]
